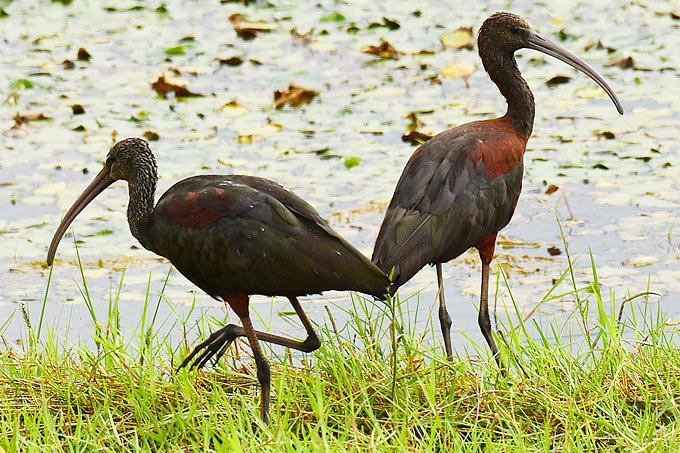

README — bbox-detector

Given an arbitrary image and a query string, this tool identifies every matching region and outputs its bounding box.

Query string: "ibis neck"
[482,49,535,138]
[127,168,157,252]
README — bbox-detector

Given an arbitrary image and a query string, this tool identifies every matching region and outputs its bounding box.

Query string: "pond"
[0,0,678,355]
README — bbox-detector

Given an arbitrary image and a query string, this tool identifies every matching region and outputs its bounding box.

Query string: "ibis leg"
[240,314,271,424]
[476,235,504,371]
[479,257,505,373]
[179,297,321,370]
[436,263,453,360]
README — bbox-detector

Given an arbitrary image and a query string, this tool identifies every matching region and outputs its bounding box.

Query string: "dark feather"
[373,119,526,290]
[153,175,389,299]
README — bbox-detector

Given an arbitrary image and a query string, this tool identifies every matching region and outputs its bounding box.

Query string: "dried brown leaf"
[584,40,616,53]
[13,112,48,126]
[544,184,559,195]
[77,47,91,61]
[143,131,160,141]
[6,111,49,136]
[273,85,319,109]
[291,27,314,45]
[218,56,243,66]
[229,13,277,40]
[605,56,635,69]
[547,246,562,256]
[401,130,433,145]
[151,76,203,99]
[405,112,425,131]
[361,41,400,59]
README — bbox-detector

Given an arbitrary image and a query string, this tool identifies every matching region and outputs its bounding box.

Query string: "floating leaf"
[368,17,400,30]
[344,156,361,169]
[584,40,617,53]
[294,147,341,159]
[151,75,203,99]
[77,47,91,61]
[441,62,476,86]
[320,12,345,23]
[143,130,160,141]
[576,86,606,99]
[606,56,634,69]
[547,246,561,256]
[9,79,33,90]
[440,27,474,50]
[405,112,424,131]
[402,130,433,145]
[545,75,571,87]
[556,29,577,42]
[346,24,360,34]
[218,100,247,117]
[597,131,616,139]
[237,124,282,143]
[129,111,150,122]
[229,13,278,40]
[361,41,400,59]
[11,112,49,128]
[544,184,559,195]
[218,56,243,66]
[273,85,319,109]
[165,45,187,56]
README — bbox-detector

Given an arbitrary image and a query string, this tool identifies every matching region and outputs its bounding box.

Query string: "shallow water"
[0,0,678,355]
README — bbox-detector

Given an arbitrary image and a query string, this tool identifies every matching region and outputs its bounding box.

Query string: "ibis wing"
[153,175,388,299]
[372,121,526,289]
[225,175,343,240]
[225,175,387,293]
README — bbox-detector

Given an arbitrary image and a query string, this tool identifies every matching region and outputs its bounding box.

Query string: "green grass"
[0,255,678,452]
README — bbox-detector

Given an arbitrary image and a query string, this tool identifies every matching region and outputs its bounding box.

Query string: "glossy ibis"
[372,12,623,363]
[47,138,389,424]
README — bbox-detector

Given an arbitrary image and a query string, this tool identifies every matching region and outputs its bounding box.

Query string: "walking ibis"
[372,12,623,363]
[47,138,389,423]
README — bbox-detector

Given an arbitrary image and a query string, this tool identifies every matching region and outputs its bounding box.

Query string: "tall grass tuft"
[0,254,676,451]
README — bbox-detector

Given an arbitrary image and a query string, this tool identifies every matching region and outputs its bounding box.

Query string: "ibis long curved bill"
[524,28,623,114]
[46,166,115,266]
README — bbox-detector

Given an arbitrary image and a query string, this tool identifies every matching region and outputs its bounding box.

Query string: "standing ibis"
[372,12,623,363]
[47,138,389,423]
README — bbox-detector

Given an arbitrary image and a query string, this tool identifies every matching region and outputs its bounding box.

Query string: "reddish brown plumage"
[467,119,527,179]
[159,187,225,229]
